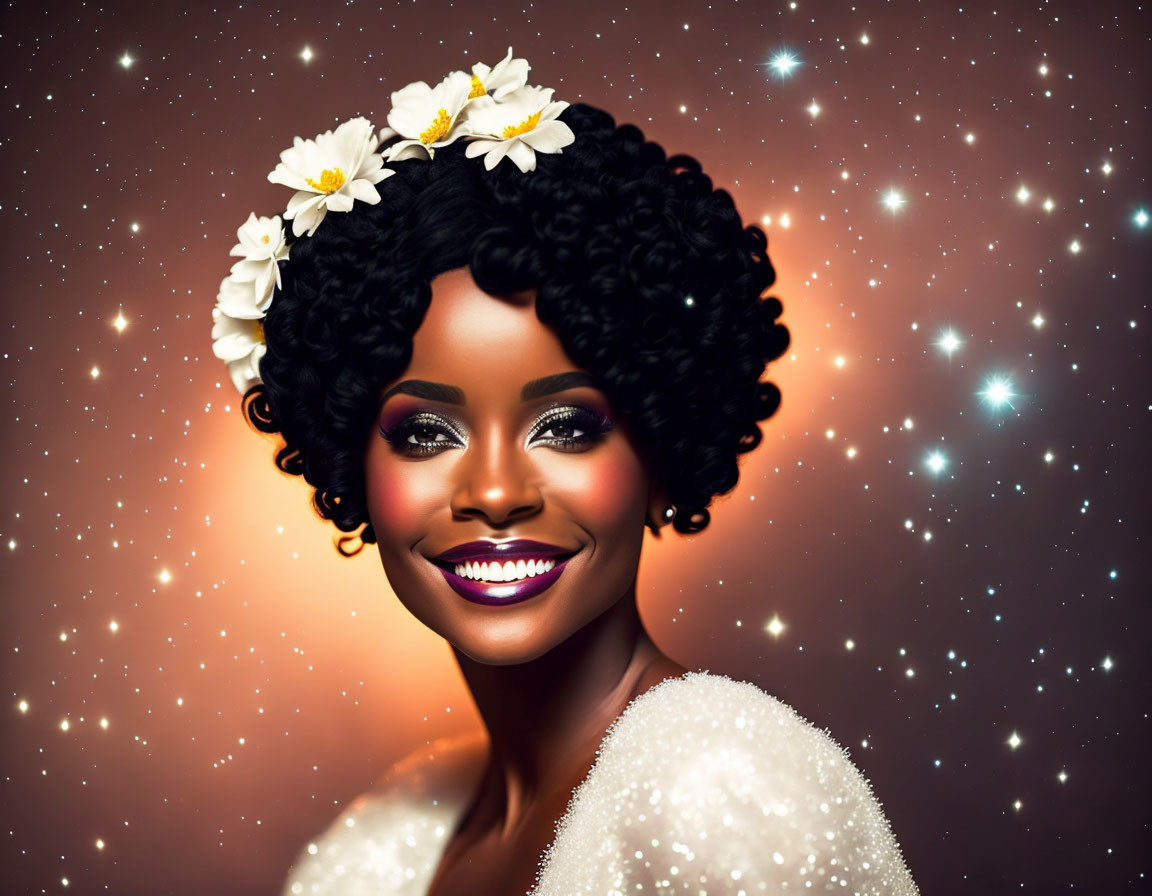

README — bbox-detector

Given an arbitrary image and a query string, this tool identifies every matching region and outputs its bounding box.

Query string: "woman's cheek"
[544,443,648,530]
[365,451,448,542]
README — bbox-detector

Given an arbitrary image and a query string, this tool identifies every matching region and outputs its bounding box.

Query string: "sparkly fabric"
[282,671,918,895]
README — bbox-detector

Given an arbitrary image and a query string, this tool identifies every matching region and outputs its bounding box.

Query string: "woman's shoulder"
[279,729,486,896]
[531,670,918,896]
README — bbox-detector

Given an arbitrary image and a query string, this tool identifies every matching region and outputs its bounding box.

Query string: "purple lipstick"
[429,539,579,606]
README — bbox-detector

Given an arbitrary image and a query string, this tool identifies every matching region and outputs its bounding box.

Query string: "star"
[1007,731,1022,749]
[119,52,134,69]
[937,329,962,354]
[882,189,905,212]
[765,615,785,637]
[807,99,821,117]
[979,375,1016,410]
[300,46,314,63]
[769,51,800,78]
[1135,209,1149,228]
[926,451,947,474]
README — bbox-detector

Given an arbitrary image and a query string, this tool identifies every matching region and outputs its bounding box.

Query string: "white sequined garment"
[283,671,919,895]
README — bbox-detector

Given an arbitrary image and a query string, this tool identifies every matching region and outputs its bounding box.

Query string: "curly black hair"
[243,103,789,553]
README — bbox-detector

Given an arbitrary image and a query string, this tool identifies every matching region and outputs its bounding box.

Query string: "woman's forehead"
[404,267,575,386]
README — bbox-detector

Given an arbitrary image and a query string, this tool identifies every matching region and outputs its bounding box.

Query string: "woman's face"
[364,267,665,665]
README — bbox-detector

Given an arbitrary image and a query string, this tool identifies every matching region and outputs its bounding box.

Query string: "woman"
[213,51,918,895]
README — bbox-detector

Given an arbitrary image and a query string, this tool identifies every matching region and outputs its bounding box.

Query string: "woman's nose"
[449,425,543,525]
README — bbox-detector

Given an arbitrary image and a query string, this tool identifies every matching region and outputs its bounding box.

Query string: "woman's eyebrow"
[378,372,598,408]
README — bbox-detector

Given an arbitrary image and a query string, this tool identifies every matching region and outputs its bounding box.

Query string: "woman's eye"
[531,408,614,451]
[379,415,462,457]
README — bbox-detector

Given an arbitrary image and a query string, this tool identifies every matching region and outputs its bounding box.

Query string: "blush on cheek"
[364,451,447,539]
[547,444,649,530]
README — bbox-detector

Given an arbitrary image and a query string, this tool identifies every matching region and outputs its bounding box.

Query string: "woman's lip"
[433,553,576,606]
[433,539,573,564]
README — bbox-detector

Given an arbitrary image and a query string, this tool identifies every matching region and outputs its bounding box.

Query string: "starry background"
[2,0,1149,893]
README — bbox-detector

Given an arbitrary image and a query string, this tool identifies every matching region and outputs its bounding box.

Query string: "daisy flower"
[211,305,267,394]
[226,213,288,312]
[463,85,574,173]
[267,117,392,237]
[383,70,474,162]
[468,47,529,100]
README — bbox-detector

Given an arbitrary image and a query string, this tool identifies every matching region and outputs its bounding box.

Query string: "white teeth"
[451,557,558,583]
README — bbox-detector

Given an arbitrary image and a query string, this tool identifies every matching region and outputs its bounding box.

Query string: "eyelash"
[378,406,616,458]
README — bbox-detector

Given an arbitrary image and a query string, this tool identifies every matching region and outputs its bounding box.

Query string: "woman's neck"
[451,591,684,837]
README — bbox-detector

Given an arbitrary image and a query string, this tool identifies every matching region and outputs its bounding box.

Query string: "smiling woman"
[215,49,918,896]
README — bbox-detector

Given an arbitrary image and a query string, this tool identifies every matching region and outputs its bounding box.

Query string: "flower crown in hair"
[211,48,574,395]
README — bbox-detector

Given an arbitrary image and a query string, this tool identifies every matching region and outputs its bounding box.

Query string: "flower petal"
[346,177,382,205]
[506,140,537,173]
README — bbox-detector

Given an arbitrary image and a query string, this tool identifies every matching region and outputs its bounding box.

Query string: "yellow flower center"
[421,109,452,144]
[251,319,265,342]
[468,74,486,99]
[304,168,346,194]
[502,110,541,140]
[260,234,271,244]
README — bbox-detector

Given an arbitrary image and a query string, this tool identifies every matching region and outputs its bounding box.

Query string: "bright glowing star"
[937,330,962,354]
[926,451,947,473]
[1032,313,1045,328]
[176,697,184,706]
[1038,64,1048,75]
[59,631,68,642]
[769,51,800,77]
[923,531,933,541]
[964,132,975,144]
[1043,197,1055,212]
[90,366,100,378]
[130,222,140,233]
[834,356,846,368]
[761,214,772,226]
[60,719,70,732]
[158,568,171,584]
[825,428,835,439]
[119,53,133,69]
[18,699,28,713]
[779,212,791,228]
[1100,656,1113,671]
[806,99,821,117]
[860,33,870,45]
[1044,451,1055,463]
[113,312,128,332]
[7,539,14,549]
[979,375,1016,409]
[1109,569,1118,579]
[96,839,105,850]
[882,189,905,212]
[905,667,915,678]
[903,417,914,429]
[1057,770,1068,783]
[1013,799,1023,811]
[1015,185,1031,203]
[679,104,687,113]
[1135,209,1149,227]
[1007,731,1022,749]
[1069,239,1081,254]
[904,519,913,529]
[100,717,109,729]
[300,46,314,63]
[846,446,857,458]
[109,620,119,632]
[841,169,849,180]
[1100,161,1112,175]
[845,639,855,650]
[765,615,785,637]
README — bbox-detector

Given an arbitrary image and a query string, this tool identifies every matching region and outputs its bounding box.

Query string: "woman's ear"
[645,470,673,537]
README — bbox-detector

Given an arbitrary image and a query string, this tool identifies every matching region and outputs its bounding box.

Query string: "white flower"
[212,305,267,394]
[384,70,474,162]
[215,274,264,320]
[226,213,288,312]
[267,117,392,238]
[469,47,529,100]
[463,85,574,173]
